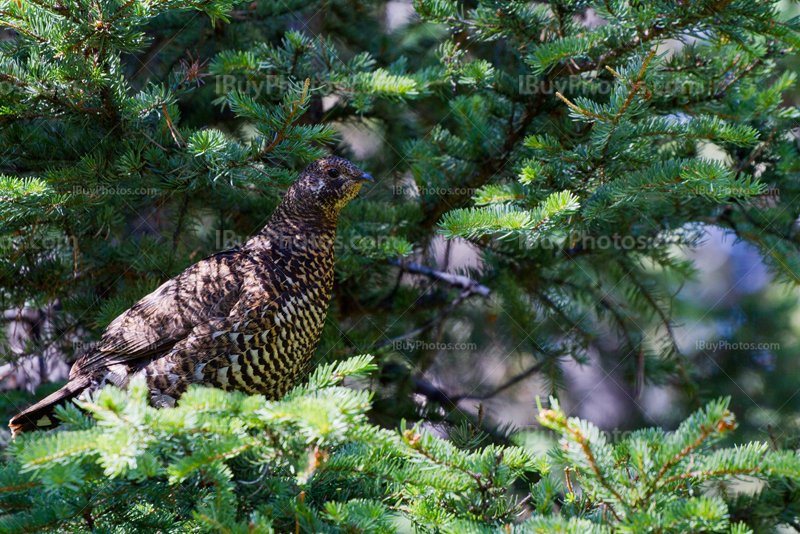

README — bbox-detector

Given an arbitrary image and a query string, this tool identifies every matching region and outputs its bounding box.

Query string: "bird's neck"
[247,201,339,259]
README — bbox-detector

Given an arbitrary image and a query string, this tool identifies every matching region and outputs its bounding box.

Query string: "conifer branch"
[388,259,490,297]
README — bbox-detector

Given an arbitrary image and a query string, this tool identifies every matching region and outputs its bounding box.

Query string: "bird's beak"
[357,172,374,183]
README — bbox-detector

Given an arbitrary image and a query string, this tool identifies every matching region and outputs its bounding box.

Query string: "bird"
[9,156,374,437]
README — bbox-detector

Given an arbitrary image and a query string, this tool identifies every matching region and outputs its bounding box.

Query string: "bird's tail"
[9,376,91,438]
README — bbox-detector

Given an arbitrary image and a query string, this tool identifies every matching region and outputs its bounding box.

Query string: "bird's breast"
[216,254,335,397]
[267,264,333,337]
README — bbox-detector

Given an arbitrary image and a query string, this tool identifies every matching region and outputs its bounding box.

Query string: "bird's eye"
[327,168,340,178]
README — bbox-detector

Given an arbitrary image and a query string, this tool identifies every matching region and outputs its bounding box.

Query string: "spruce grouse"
[10,156,373,436]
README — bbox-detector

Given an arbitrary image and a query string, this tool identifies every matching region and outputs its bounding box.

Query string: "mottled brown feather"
[70,249,246,377]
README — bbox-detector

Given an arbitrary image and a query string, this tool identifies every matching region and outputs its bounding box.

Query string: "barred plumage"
[10,156,373,436]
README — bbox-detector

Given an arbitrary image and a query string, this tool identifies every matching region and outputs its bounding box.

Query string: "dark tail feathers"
[9,376,91,438]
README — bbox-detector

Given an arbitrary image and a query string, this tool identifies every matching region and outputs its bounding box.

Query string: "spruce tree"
[2,0,800,532]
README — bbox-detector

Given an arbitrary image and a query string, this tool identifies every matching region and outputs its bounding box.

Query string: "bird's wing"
[154,259,313,396]
[70,248,252,377]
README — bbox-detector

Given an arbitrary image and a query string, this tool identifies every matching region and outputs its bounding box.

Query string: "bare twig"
[340,289,476,355]
[389,260,491,297]
[453,359,550,402]
[169,193,191,271]
[382,362,460,410]
[141,131,167,151]
[735,125,777,179]
[2,302,59,324]
[161,104,184,147]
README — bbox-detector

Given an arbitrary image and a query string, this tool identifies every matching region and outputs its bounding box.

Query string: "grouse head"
[284,156,374,216]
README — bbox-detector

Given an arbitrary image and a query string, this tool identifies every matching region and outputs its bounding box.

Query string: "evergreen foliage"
[2,0,800,530]
[2,356,800,533]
